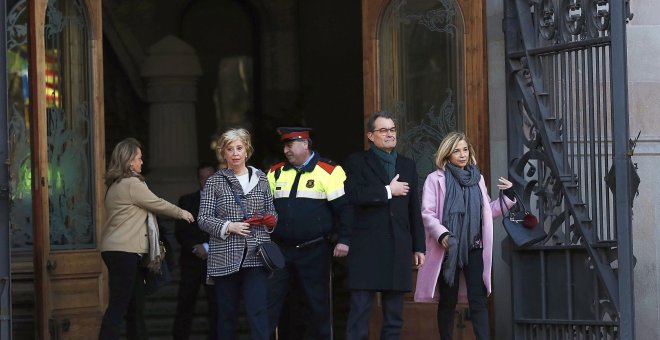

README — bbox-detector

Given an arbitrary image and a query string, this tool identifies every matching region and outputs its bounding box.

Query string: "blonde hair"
[215,128,254,162]
[435,132,478,170]
[104,137,144,186]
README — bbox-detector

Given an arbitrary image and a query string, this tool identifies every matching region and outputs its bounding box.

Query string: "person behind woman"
[414,132,515,340]
[99,137,194,340]
[198,128,277,340]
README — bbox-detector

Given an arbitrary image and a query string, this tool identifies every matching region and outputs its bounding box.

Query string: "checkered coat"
[198,167,277,277]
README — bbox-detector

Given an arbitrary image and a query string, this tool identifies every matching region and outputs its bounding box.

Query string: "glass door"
[7,0,107,338]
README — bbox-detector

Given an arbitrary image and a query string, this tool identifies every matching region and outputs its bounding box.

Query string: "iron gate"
[504,0,635,339]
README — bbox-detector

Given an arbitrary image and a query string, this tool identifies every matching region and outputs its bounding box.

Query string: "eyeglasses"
[372,127,397,135]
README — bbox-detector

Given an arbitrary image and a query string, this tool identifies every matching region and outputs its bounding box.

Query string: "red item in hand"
[244,215,263,225]
[262,214,277,229]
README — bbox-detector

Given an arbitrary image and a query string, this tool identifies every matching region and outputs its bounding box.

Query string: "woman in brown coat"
[99,138,194,340]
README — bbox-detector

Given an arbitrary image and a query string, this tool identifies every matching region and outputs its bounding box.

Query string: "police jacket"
[267,152,351,245]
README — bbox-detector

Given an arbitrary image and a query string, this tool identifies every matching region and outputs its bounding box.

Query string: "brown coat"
[101,176,183,253]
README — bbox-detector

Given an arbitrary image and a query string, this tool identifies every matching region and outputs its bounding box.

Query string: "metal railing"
[504,0,635,338]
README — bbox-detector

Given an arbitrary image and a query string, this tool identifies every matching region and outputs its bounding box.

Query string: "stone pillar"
[141,35,202,203]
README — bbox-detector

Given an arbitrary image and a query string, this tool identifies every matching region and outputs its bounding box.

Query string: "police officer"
[267,127,352,340]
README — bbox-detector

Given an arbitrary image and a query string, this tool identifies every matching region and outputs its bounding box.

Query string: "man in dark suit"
[344,111,426,340]
[172,163,218,340]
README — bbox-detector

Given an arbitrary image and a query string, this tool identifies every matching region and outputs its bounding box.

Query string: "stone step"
[120,232,219,339]
[120,231,351,339]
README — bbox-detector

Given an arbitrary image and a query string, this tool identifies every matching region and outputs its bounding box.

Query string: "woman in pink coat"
[414,132,514,340]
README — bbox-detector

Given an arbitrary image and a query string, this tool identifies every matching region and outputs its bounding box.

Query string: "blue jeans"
[212,267,269,340]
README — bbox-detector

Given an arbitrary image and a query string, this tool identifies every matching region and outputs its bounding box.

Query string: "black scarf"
[441,163,482,286]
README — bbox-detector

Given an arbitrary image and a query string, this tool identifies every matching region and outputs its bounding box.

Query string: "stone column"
[141,35,202,203]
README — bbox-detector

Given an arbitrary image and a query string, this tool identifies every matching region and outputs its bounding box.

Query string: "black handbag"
[499,190,546,247]
[144,259,171,295]
[223,173,284,274]
[256,242,285,273]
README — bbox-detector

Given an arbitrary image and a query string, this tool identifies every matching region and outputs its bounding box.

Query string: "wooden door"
[361,0,488,338]
[8,0,106,338]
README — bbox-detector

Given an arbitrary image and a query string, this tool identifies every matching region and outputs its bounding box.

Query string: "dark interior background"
[104,0,364,170]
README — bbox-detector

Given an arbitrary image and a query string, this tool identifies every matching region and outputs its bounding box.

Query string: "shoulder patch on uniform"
[317,159,337,174]
[270,162,285,172]
[319,157,337,166]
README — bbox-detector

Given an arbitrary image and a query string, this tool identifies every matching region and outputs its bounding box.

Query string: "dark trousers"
[437,248,489,340]
[212,267,269,340]
[99,251,141,340]
[125,266,148,340]
[345,290,404,340]
[173,259,217,340]
[267,242,332,340]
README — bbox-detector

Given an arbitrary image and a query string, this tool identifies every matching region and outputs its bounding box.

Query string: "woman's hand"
[180,209,195,223]
[227,222,251,237]
[497,177,513,191]
[440,235,449,248]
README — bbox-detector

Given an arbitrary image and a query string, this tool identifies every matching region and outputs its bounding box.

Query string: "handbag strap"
[499,189,527,218]
[221,172,266,244]
[221,173,249,220]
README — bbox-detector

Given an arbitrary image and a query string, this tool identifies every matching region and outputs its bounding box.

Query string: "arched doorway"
[362,0,489,338]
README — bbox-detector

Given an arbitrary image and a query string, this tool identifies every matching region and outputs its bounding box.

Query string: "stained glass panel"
[379,0,465,186]
[7,0,33,250]
[45,0,95,249]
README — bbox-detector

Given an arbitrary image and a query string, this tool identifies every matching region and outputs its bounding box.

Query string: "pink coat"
[414,169,514,303]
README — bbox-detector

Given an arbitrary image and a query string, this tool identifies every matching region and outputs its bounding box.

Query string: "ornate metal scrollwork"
[564,0,585,37]
[532,0,614,46]
[507,0,632,331]
[591,0,610,32]
[538,1,557,41]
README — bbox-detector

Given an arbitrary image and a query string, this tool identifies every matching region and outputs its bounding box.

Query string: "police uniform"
[266,127,351,340]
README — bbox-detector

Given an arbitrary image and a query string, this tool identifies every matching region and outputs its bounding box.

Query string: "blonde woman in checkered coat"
[198,128,277,340]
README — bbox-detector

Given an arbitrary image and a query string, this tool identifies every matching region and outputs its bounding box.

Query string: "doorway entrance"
[362,0,490,338]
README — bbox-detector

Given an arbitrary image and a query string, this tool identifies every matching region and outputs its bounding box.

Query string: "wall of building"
[486,0,660,338]
[484,0,513,338]
[627,0,660,337]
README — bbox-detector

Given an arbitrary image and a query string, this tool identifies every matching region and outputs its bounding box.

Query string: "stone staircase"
[118,229,350,340]
[142,272,214,340]
[119,231,218,340]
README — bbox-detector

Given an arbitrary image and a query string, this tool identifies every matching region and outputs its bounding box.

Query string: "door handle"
[47,259,57,272]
